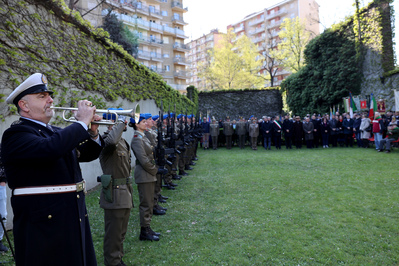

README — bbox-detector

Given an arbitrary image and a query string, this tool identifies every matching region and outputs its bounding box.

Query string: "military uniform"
[131,130,158,239]
[223,120,234,149]
[99,122,133,266]
[210,122,219,150]
[249,122,259,150]
[236,120,247,149]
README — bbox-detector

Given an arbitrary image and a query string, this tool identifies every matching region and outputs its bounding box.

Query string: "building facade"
[72,0,190,93]
[186,29,224,91]
[227,0,319,87]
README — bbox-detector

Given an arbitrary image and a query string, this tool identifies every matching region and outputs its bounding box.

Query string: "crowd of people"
[0,73,201,265]
[200,111,399,153]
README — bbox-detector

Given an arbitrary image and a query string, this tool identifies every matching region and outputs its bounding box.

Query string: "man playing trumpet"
[1,73,103,265]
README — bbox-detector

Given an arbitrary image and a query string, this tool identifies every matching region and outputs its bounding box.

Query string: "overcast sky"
[183,0,398,61]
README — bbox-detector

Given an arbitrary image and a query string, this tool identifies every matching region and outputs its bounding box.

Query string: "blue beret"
[187,115,192,119]
[177,114,182,119]
[138,113,146,123]
[250,115,254,119]
[103,108,123,121]
[170,112,175,118]
[152,115,159,120]
[163,114,168,120]
[130,117,136,124]
[144,113,152,120]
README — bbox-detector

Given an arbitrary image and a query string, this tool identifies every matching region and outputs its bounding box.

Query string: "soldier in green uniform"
[210,119,219,150]
[99,110,133,266]
[223,116,234,149]
[130,114,166,241]
[236,117,247,149]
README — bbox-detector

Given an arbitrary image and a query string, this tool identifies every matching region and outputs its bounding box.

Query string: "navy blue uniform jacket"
[1,118,103,266]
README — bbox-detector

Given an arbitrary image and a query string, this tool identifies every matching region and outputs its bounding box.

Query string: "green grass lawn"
[84,145,399,265]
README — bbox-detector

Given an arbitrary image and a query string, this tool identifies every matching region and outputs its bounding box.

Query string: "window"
[149,6,155,13]
[160,0,167,2]
[161,10,168,16]
[163,36,169,44]
[163,53,169,58]
[165,65,170,71]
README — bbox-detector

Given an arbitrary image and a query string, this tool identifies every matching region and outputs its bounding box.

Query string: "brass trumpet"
[51,104,140,125]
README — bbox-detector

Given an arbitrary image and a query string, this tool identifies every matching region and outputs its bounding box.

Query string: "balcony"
[169,83,188,90]
[234,25,244,33]
[252,25,265,35]
[147,66,165,75]
[150,52,163,62]
[172,16,188,26]
[171,1,188,13]
[149,7,162,19]
[131,2,150,16]
[270,31,280,38]
[267,20,282,29]
[173,42,190,52]
[137,50,151,60]
[174,70,190,79]
[266,9,287,20]
[149,22,163,33]
[138,36,164,47]
[252,37,263,44]
[173,57,191,66]
[248,16,265,26]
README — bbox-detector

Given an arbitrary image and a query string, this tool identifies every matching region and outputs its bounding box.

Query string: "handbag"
[365,124,372,132]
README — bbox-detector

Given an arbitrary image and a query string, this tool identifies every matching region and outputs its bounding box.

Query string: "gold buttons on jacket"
[79,218,82,222]
[48,215,52,219]
[77,195,80,199]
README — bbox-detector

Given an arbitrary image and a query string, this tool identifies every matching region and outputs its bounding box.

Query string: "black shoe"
[140,227,160,241]
[385,150,391,153]
[156,204,167,211]
[193,157,198,161]
[179,171,188,176]
[378,149,383,152]
[172,175,182,180]
[184,166,193,170]
[149,227,161,236]
[160,195,168,200]
[153,208,166,215]
[189,161,196,166]
[164,183,176,190]
[158,197,167,203]
[0,242,8,252]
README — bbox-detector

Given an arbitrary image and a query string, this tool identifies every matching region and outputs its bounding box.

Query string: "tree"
[102,13,139,56]
[198,29,263,90]
[281,28,362,116]
[258,28,281,87]
[272,17,312,73]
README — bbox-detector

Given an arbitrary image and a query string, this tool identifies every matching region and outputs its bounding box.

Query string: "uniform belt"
[13,181,86,196]
[113,177,132,186]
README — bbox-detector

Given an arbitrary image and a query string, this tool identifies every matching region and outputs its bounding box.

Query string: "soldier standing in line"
[236,117,247,149]
[223,116,234,149]
[99,110,133,266]
[249,119,259,150]
[210,119,219,150]
[130,114,166,241]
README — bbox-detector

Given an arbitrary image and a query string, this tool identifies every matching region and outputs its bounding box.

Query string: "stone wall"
[198,89,283,120]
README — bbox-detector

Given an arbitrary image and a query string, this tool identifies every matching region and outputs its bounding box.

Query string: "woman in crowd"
[372,112,383,150]
[360,113,371,148]
[320,117,330,148]
[130,115,162,241]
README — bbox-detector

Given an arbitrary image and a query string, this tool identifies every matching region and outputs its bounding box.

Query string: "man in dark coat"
[342,114,354,147]
[303,117,314,148]
[272,116,282,149]
[329,115,339,147]
[353,113,362,147]
[260,117,273,150]
[282,115,293,149]
[1,73,103,266]
[311,115,321,148]
[292,116,303,149]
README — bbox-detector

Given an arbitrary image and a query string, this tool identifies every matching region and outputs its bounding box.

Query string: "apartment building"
[72,0,190,93]
[186,29,224,91]
[227,0,319,87]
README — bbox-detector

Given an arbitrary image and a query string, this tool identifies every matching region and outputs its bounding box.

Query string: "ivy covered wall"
[0,0,195,123]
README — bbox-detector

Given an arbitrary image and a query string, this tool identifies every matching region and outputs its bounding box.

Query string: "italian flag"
[369,93,377,118]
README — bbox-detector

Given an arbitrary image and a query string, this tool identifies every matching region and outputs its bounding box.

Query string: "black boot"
[149,227,161,236]
[140,227,160,241]
[158,195,167,203]
[172,174,182,180]
[179,171,188,176]
[153,206,166,215]
[189,161,196,166]
[184,165,193,170]
[163,183,176,190]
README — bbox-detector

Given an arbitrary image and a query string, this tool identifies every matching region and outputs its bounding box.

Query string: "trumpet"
[51,104,140,125]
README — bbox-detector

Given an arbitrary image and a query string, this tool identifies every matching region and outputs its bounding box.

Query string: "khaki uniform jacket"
[249,123,259,137]
[223,121,234,136]
[236,121,247,135]
[210,124,219,136]
[131,130,158,184]
[99,123,133,209]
